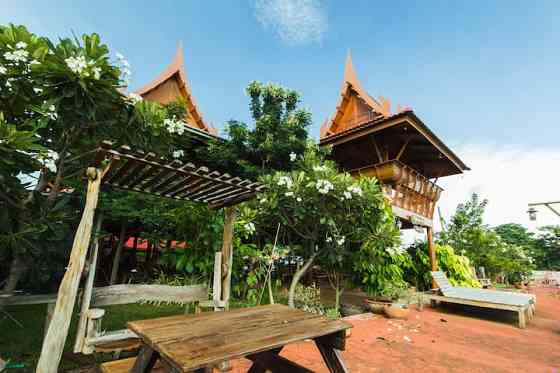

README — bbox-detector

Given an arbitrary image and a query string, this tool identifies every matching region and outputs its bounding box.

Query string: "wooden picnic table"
[124,304,352,373]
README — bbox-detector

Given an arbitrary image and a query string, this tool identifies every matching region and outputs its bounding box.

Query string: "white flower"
[16,41,27,49]
[316,179,334,194]
[128,92,143,104]
[172,150,184,159]
[385,246,406,256]
[337,236,345,246]
[30,59,40,65]
[244,222,256,235]
[92,67,102,80]
[40,150,59,173]
[326,236,333,243]
[277,176,293,189]
[47,149,59,161]
[0,65,6,75]
[285,191,294,197]
[46,105,58,120]
[65,55,88,74]
[313,165,327,172]
[347,185,363,196]
[33,87,43,94]
[343,191,352,200]
[164,117,186,135]
[289,152,297,161]
[4,49,29,63]
[296,197,302,202]
[44,159,57,172]
[259,198,267,204]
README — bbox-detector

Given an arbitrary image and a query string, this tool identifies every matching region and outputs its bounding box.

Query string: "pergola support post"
[36,167,103,373]
[220,206,236,310]
[427,226,437,289]
[73,211,104,353]
[110,221,127,285]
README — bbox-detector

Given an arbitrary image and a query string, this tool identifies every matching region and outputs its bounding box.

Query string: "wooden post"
[213,252,223,311]
[220,207,236,310]
[110,222,127,285]
[36,168,102,373]
[43,302,55,341]
[73,211,103,353]
[427,226,437,289]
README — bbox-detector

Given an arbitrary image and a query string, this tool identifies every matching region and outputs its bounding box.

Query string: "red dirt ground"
[231,287,560,372]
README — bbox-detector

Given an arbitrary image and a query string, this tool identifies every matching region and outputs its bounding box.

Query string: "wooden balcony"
[349,160,443,226]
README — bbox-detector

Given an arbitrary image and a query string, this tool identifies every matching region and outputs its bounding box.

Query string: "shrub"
[406,242,480,290]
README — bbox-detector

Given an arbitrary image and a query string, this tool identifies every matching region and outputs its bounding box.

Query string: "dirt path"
[232,287,560,372]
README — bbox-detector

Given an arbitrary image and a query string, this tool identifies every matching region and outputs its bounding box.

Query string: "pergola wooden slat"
[37,141,263,373]
[94,141,265,208]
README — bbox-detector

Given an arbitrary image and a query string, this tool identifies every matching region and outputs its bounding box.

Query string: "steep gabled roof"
[321,52,408,138]
[320,53,469,178]
[135,44,218,136]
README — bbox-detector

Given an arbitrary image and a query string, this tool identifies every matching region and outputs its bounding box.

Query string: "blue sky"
[4,1,560,227]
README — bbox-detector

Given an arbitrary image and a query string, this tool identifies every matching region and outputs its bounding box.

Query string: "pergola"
[37,141,264,373]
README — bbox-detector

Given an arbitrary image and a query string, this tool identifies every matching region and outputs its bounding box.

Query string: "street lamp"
[527,207,537,221]
[527,201,560,222]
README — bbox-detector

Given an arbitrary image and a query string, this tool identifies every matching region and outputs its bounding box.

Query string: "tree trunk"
[1,169,48,294]
[1,255,27,294]
[288,253,317,308]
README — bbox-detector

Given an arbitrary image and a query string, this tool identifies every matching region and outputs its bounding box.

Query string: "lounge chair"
[426,271,536,328]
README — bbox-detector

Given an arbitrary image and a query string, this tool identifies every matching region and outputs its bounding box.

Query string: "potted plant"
[381,284,412,319]
[364,288,393,314]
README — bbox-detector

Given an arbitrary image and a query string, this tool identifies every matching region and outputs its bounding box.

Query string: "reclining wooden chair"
[426,271,536,328]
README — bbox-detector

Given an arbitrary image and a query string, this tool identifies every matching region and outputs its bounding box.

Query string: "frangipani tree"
[0,24,207,293]
[253,144,402,308]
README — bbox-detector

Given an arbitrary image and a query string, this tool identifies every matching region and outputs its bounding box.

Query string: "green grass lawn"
[0,298,273,372]
[0,302,187,372]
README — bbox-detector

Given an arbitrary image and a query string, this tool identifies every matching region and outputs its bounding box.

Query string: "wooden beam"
[37,167,102,373]
[369,135,383,163]
[110,222,127,285]
[396,137,412,160]
[74,211,104,353]
[91,284,208,307]
[220,207,236,310]
[427,226,437,289]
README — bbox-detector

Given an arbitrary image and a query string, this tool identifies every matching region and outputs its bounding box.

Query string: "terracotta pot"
[384,304,410,319]
[365,300,391,314]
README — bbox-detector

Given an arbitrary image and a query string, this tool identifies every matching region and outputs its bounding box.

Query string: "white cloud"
[254,0,328,45]
[400,144,560,246]
[437,144,560,232]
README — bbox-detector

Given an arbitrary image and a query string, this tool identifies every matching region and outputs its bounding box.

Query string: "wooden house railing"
[349,160,443,221]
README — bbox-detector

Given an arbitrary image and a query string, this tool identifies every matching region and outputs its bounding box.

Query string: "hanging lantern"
[527,207,537,221]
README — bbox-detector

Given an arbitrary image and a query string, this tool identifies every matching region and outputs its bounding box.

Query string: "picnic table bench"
[100,304,352,373]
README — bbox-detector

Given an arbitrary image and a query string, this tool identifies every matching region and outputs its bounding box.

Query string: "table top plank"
[127,304,351,372]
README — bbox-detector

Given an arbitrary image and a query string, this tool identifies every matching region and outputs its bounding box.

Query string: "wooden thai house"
[320,54,469,273]
[135,44,219,140]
